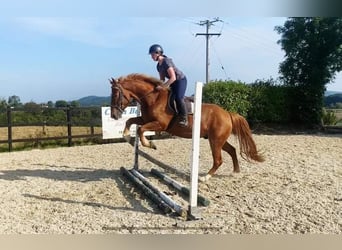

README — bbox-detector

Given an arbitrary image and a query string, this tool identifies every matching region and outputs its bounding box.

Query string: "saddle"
[167,92,194,115]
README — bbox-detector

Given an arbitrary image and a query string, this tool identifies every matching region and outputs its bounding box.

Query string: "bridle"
[111,83,130,114]
[111,80,160,114]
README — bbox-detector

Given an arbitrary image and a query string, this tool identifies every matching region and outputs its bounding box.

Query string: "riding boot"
[179,115,188,127]
[177,100,188,127]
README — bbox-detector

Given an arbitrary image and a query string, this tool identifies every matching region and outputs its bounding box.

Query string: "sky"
[0,1,341,104]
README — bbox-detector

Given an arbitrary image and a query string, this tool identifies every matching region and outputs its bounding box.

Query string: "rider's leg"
[175,98,188,126]
[171,77,188,127]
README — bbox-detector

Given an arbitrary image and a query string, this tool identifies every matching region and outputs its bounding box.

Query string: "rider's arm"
[159,71,165,82]
[164,67,176,87]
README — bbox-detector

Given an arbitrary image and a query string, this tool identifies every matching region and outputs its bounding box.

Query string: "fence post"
[7,107,13,152]
[66,107,72,147]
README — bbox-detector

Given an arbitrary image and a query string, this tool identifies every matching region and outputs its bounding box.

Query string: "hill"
[324,93,342,107]
[74,90,342,107]
[77,96,110,107]
[325,90,342,96]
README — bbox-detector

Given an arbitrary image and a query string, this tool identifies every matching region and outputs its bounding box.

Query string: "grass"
[325,109,342,125]
[334,110,342,125]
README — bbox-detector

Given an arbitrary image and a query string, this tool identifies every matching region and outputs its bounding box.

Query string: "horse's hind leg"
[222,142,240,173]
[200,140,240,182]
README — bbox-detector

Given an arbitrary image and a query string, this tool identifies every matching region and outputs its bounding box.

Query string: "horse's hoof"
[199,176,206,182]
[149,141,157,150]
[123,135,135,146]
[129,137,136,146]
[199,174,211,182]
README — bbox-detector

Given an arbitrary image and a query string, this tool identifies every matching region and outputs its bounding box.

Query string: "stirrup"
[178,117,188,127]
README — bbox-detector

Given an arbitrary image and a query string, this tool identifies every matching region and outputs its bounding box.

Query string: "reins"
[137,88,156,101]
[111,82,156,114]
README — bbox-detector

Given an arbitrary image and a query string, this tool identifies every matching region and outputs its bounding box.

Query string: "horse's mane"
[120,73,163,87]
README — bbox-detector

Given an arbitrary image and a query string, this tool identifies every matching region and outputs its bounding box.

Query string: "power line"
[195,18,222,83]
[222,20,284,57]
[211,41,229,80]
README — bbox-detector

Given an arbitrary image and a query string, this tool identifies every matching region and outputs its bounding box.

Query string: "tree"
[23,101,41,114]
[8,95,22,108]
[70,100,80,108]
[275,17,342,126]
[47,101,54,108]
[55,100,69,108]
[0,98,7,111]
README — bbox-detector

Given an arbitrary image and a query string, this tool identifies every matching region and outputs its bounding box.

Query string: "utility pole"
[196,18,222,84]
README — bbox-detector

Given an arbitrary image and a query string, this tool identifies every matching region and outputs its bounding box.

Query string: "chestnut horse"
[110,73,264,181]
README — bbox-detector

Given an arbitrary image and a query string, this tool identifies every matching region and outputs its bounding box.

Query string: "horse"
[110,73,264,181]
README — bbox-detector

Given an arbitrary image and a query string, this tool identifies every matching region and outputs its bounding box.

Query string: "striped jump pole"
[131,169,187,218]
[122,103,188,218]
[150,168,210,207]
[120,167,172,214]
[121,82,204,220]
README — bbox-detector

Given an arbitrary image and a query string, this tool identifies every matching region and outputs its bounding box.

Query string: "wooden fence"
[0,107,103,152]
[2,106,340,153]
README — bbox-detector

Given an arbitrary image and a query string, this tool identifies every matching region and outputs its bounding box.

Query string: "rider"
[148,44,188,127]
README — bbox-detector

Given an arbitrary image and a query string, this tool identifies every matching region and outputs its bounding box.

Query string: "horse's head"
[109,73,162,119]
[109,77,131,120]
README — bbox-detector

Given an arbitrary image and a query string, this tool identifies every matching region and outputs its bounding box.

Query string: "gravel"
[0,133,341,234]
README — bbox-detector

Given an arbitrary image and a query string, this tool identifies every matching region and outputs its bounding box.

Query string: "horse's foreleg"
[123,117,144,144]
[138,121,166,149]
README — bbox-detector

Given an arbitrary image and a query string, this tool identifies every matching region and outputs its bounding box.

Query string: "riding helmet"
[149,44,163,54]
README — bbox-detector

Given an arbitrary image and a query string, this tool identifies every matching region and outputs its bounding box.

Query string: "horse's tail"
[230,112,265,163]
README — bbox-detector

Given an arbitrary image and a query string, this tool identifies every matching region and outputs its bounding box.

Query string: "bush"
[202,79,289,124]
[203,80,251,117]
[248,79,289,123]
[322,108,338,125]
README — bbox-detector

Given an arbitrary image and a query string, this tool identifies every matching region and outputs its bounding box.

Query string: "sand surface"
[0,133,341,234]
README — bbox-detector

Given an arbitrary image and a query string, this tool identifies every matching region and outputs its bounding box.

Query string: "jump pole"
[150,168,210,207]
[123,82,203,219]
[130,169,187,218]
[188,81,203,219]
[120,167,172,214]
[126,103,186,217]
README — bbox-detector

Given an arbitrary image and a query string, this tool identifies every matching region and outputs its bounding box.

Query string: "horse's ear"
[109,77,117,85]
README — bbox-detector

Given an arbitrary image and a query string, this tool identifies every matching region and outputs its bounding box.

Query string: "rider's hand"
[155,85,163,91]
